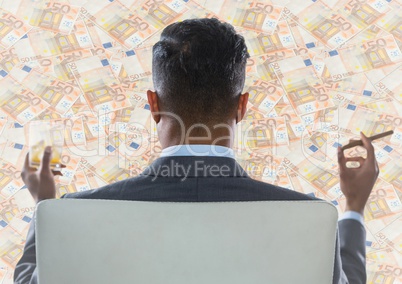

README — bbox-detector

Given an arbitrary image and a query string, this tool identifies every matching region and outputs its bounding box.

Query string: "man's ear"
[236,92,249,124]
[147,90,161,123]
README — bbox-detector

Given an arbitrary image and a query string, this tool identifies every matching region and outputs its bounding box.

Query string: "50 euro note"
[0,159,25,198]
[237,117,289,154]
[0,48,20,75]
[241,20,296,57]
[81,0,158,48]
[0,227,25,269]
[282,147,342,199]
[68,55,132,113]
[243,77,285,115]
[367,263,402,284]
[376,1,402,42]
[285,166,322,196]
[9,65,81,115]
[246,49,295,81]
[374,142,402,191]
[104,93,150,133]
[84,19,121,51]
[23,1,80,34]
[346,24,387,46]
[13,19,93,61]
[269,103,306,142]
[1,140,28,170]
[324,71,380,98]
[57,169,90,196]
[34,116,86,147]
[66,104,107,143]
[139,0,191,29]
[0,74,50,125]
[50,48,93,82]
[235,151,292,188]
[283,1,360,48]
[362,96,402,116]
[373,216,402,258]
[211,0,283,34]
[53,148,81,185]
[287,19,320,50]
[0,46,55,74]
[375,65,402,104]
[324,35,402,81]
[333,0,391,30]
[80,152,133,184]
[110,46,152,82]
[329,91,380,109]
[272,55,334,115]
[79,163,110,189]
[0,9,32,49]
[338,178,402,221]
[330,105,401,146]
[141,0,217,46]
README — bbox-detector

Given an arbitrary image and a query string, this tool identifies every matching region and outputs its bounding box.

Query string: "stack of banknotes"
[0,0,401,282]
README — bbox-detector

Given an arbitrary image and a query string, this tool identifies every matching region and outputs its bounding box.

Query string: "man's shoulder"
[62,175,147,200]
[216,176,318,201]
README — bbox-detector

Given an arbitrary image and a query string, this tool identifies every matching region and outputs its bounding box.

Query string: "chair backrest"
[35,199,338,284]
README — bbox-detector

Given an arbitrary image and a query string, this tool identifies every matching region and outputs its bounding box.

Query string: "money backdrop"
[0,0,402,282]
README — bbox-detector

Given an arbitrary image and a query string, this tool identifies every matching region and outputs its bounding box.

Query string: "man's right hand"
[337,132,380,215]
[21,146,64,204]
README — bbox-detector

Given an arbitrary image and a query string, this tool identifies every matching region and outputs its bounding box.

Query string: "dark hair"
[152,18,250,124]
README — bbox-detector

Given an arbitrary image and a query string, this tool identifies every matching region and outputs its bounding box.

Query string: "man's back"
[65,156,314,203]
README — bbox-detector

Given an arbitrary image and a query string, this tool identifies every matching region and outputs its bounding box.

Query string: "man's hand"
[21,146,64,203]
[337,132,379,215]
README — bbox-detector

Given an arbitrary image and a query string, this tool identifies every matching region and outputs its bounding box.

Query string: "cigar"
[341,130,394,150]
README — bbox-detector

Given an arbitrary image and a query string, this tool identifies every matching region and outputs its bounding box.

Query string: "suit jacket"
[14,156,366,283]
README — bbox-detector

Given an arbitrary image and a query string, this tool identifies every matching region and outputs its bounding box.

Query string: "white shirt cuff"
[339,211,364,226]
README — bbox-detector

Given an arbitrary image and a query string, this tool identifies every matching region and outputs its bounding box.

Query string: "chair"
[35,199,338,284]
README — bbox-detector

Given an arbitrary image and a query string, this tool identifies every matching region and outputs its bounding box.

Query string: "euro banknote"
[284,1,360,48]
[0,74,50,124]
[139,0,191,29]
[333,0,391,30]
[0,9,31,49]
[376,1,402,42]
[325,35,402,81]
[68,54,132,113]
[367,262,402,284]
[10,65,81,115]
[81,0,157,48]
[375,66,402,104]
[111,46,152,82]
[208,0,283,34]
[23,1,80,34]
[272,55,334,115]
[241,21,296,57]
[13,19,93,60]
[239,117,289,152]
[57,169,90,196]
[0,159,25,198]
[244,77,285,115]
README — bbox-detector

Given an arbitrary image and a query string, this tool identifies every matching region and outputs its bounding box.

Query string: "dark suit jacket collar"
[141,156,249,178]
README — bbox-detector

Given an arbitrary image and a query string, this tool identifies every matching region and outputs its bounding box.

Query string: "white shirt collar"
[160,144,235,159]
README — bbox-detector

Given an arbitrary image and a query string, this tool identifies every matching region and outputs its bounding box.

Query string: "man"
[14,18,379,283]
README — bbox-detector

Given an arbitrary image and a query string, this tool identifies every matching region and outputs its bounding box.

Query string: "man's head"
[147,19,249,147]
[147,18,250,147]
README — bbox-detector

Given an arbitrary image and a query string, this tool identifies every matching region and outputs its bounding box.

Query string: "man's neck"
[157,119,235,150]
